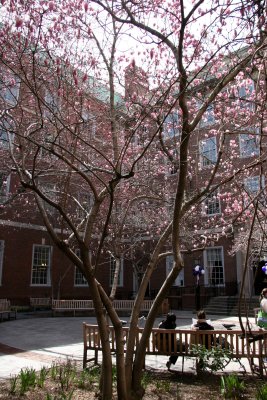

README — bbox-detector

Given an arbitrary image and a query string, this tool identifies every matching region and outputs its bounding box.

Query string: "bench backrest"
[52,299,153,311]
[52,299,94,309]
[113,299,154,311]
[30,298,51,306]
[83,323,267,358]
[0,300,10,311]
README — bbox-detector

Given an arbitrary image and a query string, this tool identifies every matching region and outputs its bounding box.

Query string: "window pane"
[0,73,20,106]
[200,104,215,127]
[163,112,179,139]
[75,267,88,286]
[239,131,259,158]
[74,249,89,286]
[0,172,9,204]
[206,248,224,285]
[32,246,51,285]
[200,137,217,166]
[0,118,13,149]
[110,256,123,287]
[204,189,221,215]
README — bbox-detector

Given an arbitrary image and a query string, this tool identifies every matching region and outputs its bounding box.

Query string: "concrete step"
[205,296,259,317]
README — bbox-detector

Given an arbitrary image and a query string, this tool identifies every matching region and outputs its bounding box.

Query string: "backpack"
[257,309,267,329]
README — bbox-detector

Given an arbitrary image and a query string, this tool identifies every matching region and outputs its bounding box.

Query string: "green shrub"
[19,367,37,395]
[8,375,18,395]
[37,366,49,388]
[141,371,152,389]
[256,383,267,400]
[190,344,232,372]
[156,379,171,392]
[220,374,245,399]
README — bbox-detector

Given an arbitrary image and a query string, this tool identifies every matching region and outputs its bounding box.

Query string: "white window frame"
[200,137,217,167]
[0,118,13,149]
[77,192,93,220]
[31,245,52,286]
[163,112,179,139]
[0,172,10,204]
[44,89,60,120]
[0,72,20,106]
[82,110,96,139]
[204,247,224,286]
[110,256,124,287]
[244,175,265,205]
[74,248,88,286]
[239,128,259,158]
[199,103,215,128]
[203,188,221,216]
[0,240,4,285]
[238,79,254,111]
[244,176,262,194]
[166,255,184,286]
[39,182,57,214]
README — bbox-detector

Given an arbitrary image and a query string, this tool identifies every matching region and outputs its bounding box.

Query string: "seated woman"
[191,310,214,348]
[157,313,178,370]
[257,288,267,329]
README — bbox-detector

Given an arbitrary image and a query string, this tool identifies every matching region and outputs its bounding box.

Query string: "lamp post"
[193,265,205,311]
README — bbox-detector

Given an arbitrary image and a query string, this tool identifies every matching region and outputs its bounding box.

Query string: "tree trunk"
[98,283,129,400]
[131,260,183,396]
[89,278,114,399]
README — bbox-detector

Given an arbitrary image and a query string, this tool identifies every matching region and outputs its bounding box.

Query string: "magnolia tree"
[0,0,267,399]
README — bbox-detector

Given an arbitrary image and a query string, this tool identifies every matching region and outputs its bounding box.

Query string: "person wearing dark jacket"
[191,310,214,369]
[158,313,178,370]
[192,310,214,338]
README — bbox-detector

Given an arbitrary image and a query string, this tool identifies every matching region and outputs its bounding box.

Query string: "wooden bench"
[52,300,94,316]
[30,297,51,311]
[83,323,267,376]
[52,299,156,317]
[0,300,17,321]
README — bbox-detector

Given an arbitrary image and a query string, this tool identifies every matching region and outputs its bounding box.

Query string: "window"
[44,90,60,120]
[78,192,93,220]
[203,188,221,216]
[199,103,215,127]
[74,249,89,286]
[129,125,147,147]
[75,268,88,286]
[0,118,13,149]
[200,137,217,167]
[0,72,20,106]
[163,112,179,139]
[238,80,254,110]
[239,128,259,158]
[110,256,123,287]
[82,110,96,139]
[39,183,57,214]
[166,149,179,175]
[244,176,262,194]
[244,175,265,205]
[204,247,224,286]
[0,172,10,204]
[0,240,4,285]
[166,255,184,286]
[31,245,51,285]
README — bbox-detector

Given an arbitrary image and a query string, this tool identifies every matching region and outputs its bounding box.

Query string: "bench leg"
[95,349,98,365]
[83,348,87,369]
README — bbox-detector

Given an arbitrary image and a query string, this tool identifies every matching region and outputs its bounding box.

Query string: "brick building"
[0,45,266,308]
